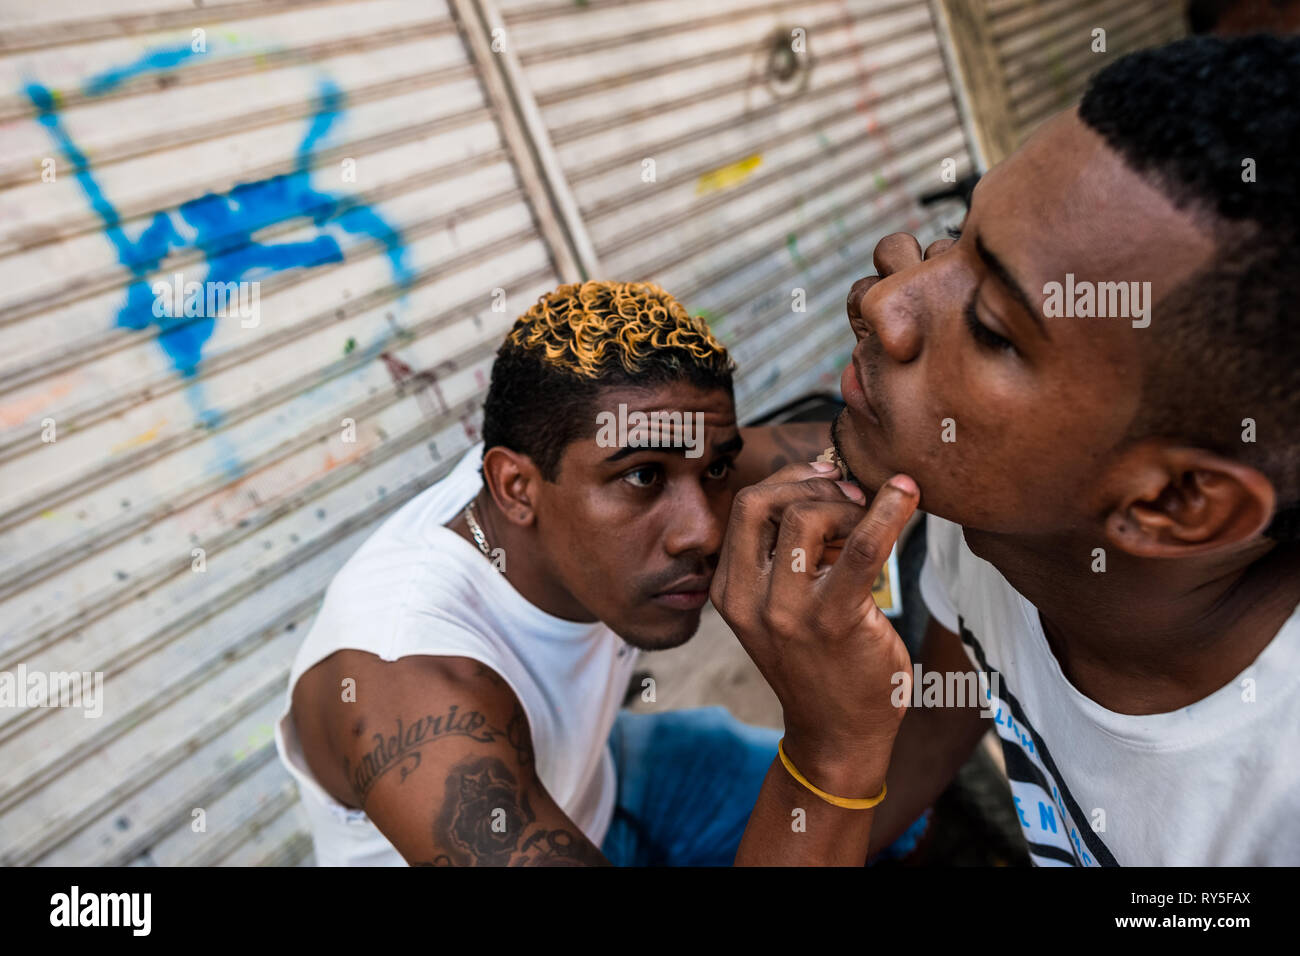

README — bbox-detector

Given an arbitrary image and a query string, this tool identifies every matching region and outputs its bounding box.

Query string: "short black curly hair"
[480,281,735,481]
[1078,34,1300,541]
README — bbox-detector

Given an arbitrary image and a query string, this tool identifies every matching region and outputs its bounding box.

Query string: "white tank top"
[274,443,639,865]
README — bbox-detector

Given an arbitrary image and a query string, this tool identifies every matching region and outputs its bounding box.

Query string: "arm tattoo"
[506,700,534,769]
[340,684,601,865]
[343,705,507,801]
[470,665,535,768]
[768,429,802,472]
[423,755,608,867]
[768,424,827,472]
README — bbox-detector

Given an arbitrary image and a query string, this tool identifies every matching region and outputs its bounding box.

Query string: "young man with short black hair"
[713,34,1300,866]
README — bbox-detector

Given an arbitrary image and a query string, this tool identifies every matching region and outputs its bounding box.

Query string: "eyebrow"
[974,235,1049,340]
[603,432,744,463]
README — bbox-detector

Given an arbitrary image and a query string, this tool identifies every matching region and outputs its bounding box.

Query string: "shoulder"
[296,651,521,723]
[291,650,532,808]
[320,445,486,617]
[299,512,496,675]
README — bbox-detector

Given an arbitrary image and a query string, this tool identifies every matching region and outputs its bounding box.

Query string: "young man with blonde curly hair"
[275,279,886,866]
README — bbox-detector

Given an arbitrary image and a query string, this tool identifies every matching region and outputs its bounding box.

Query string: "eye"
[705,458,734,481]
[622,464,661,488]
[964,295,1016,353]
[946,225,963,240]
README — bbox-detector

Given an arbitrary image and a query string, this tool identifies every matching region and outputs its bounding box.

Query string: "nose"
[857,272,924,364]
[847,232,940,364]
[845,275,881,341]
[662,481,727,560]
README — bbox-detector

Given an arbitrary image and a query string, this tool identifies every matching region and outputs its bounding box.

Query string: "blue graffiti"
[25,45,412,376]
[83,44,204,97]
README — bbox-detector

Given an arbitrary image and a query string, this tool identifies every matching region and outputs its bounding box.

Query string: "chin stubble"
[830,410,865,488]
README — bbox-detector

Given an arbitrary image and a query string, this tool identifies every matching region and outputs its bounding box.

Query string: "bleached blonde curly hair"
[505,280,733,379]
[481,280,734,479]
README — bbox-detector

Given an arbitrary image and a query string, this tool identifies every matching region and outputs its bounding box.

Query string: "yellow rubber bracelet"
[777,737,887,810]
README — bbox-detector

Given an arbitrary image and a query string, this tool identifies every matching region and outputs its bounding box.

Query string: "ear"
[1102,443,1276,557]
[480,446,542,528]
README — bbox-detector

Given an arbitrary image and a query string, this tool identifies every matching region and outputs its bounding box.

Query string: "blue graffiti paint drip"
[83,43,202,97]
[26,61,412,377]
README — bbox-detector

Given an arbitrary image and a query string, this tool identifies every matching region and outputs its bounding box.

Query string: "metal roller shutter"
[0,0,566,866]
[987,0,1186,145]
[492,0,974,419]
[0,0,977,865]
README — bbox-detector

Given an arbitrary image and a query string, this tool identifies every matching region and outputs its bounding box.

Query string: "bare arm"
[866,615,992,855]
[734,741,890,866]
[709,461,920,865]
[734,422,832,489]
[731,617,988,864]
[293,650,608,866]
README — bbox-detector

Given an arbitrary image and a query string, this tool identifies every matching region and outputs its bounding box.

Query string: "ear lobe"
[481,447,538,527]
[1106,451,1276,558]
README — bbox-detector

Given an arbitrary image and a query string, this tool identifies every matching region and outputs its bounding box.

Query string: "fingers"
[712,468,865,632]
[723,472,865,572]
[823,475,919,609]
[761,460,843,486]
[767,499,869,618]
[715,461,850,578]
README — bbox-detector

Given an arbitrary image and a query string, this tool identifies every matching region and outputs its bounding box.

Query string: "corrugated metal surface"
[987,0,1186,145]
[0,0,564,866]
[0,0,974,865]
[494,0,973,420]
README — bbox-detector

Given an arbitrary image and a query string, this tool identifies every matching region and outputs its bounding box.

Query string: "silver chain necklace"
[463,500,491,557]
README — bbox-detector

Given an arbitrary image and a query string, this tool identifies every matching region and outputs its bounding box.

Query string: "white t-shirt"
[274,443,639,866]
[919,514,1300,866]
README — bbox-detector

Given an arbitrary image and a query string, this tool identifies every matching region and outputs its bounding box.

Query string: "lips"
[840,359,881,428]
[652,590,710,611]
[651,575,712,612]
